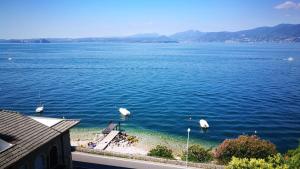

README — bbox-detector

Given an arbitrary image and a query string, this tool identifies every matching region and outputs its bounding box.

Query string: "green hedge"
[226,154,288,169]
[285,143,300,169]
[181,144,213,163]
[148,145,174,159]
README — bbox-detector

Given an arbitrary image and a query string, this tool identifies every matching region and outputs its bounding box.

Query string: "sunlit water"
[0,42,299,152]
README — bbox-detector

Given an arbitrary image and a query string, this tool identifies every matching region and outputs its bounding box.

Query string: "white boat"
[288,57,294,61]
[119,108,130,116]
[199,119,209,128]
[35,105,44,113]
[35,91,44,113]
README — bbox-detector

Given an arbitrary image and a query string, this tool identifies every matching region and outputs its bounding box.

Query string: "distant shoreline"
[1,41,300,44]
[1,24,300,43]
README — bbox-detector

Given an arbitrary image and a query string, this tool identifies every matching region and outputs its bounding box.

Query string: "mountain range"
[1,24,300,43]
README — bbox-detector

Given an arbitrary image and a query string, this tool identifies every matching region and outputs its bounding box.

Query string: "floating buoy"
[8,57,12,61]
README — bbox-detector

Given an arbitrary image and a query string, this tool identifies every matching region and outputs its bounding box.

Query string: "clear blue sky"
[0,0,300,38]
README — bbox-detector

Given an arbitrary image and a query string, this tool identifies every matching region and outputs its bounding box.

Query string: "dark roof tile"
[0,110,79,169]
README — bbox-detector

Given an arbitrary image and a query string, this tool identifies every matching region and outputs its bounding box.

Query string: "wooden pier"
[95,130,120,150]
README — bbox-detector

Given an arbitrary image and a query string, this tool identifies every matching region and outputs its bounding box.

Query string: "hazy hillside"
[1,24,300,43]
[170,24,300,42]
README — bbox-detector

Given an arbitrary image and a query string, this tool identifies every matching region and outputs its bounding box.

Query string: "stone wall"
[61,131,72,169]
[7,133,72,169]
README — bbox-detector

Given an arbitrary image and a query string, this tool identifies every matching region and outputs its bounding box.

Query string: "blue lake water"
[0,42,300,152]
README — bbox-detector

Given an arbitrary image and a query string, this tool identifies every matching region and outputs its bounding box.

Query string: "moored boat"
[199,119,209,128]
[35,105,44,113]
[119,108,130,116]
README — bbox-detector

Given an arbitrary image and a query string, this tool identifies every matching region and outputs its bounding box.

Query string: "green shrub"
[285,143,300,169]
[214,135,277,164]
[227,157,270,169]
[148,145,174,159]
[181,144,213,163]
[267,153,288,168]
[226,154,288,169]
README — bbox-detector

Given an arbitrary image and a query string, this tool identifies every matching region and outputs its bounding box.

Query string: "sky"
[0,0,300,39]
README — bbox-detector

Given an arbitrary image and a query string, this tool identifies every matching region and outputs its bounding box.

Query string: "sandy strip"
[70,127,216,157]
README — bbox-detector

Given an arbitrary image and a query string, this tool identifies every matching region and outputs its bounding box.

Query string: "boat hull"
[35,106,44,113]
[119,108,130,116]
[199,119,209,128]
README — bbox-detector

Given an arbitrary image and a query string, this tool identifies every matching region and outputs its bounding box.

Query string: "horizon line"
[1,23,299,40]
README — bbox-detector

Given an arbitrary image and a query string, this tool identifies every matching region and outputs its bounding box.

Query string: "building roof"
[0,110,79,169]
[29,116,64,127]
[51,120,80,133]
[29,116,79,133]
[0,138,13,153]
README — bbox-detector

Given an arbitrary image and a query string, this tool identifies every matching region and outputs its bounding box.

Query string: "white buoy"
[35,105,44,113]
[199,119,209,129]
[8,57,12,61]
[119,108,130,116]
[288,57,294,61]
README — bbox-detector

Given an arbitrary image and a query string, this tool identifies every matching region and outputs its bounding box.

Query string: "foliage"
[148,145,174,159]
[266,153,288,168]
[181,144,213,163]
[227,157,270,169]
[285,143,300,169]
[127,135,139,143]
[226,154,288,169]
[214,135,277,164]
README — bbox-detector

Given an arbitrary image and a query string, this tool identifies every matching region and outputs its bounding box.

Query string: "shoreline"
[70,127,217,157]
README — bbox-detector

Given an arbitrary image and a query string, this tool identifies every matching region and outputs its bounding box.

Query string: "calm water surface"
[0,42,300,152]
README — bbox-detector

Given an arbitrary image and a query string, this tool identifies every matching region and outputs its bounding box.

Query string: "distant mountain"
[127,33,161,38]
[170,24,300,42]
[1,24,300,43]
[169,30,204,42]
[120,33,176,43]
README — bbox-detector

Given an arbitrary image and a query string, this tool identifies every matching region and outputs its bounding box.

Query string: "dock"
[102,122,118,134]
[95,130,120,150]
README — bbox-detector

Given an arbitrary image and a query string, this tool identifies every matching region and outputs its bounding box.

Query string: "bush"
[214,135,277,164]
[226,154,288,169]
[127,135,139,143]
[285,143,300,169]
[181,144,213,163]
[267,153,287,168]
[227,157,270,169]
[148,145,174,159]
